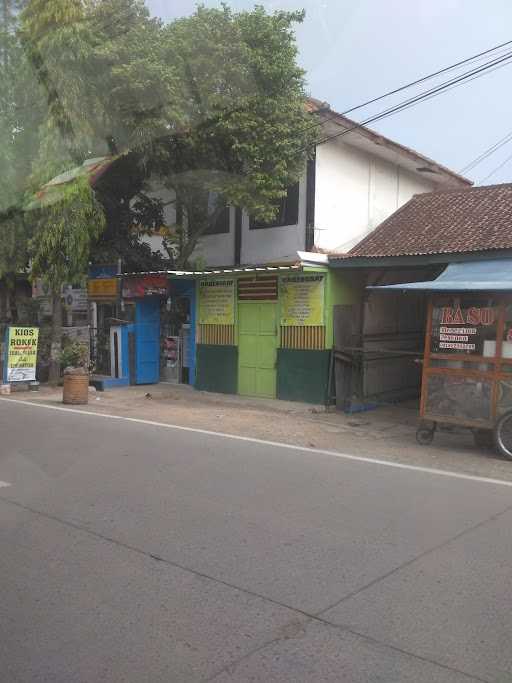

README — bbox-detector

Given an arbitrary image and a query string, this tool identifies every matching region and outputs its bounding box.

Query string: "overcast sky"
[147,0,512,186]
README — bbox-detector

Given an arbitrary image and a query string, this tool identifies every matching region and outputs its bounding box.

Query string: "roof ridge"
[416,181,512,197]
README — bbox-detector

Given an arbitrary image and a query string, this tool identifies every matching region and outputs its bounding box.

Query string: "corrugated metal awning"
[121,265,302,278]
[369,258,512,292]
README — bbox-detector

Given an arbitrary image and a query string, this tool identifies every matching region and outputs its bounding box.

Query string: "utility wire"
[479,150,512,184]
[301,40,512,137]
[460,127,512,174]
[342,39,512,116]
[304,49,512,153]
[319,49,512,142]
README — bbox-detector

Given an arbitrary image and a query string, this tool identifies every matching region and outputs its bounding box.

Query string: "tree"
[0,0,46,321]
[29,177,105,381]
[153,5,317,266]
[5,0,316,308]
[20,1,317,269]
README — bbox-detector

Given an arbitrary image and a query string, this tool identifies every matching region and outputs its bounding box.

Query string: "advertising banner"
[87,278,119,300]
[199,279,235,325]
[431,303,498,355]
[5,327,39,382]
[280,275,325,326]
[122,275,168,298]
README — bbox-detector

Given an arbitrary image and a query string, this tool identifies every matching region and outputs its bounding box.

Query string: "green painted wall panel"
[277,349,331,404]
[195,344,238,394]
[325,270,363,348]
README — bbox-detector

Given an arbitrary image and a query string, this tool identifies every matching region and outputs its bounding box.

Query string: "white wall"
[191,207,236,268]
[140,142,438,266]
[314,140,435,253]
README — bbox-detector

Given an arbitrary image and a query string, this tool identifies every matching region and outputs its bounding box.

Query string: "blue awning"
[369,258,512,292]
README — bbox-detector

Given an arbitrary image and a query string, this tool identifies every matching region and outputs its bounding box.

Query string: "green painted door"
[238,302,277,398]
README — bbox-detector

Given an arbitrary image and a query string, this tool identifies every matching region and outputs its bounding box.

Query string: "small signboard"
[87,278,119,300]
[431,304,497,355]
[280,275,325,327]
[198,279,235,325]
[63,286,88,312]
[4,327,39,382]
[122,275,168,298]
[31,279,52,316]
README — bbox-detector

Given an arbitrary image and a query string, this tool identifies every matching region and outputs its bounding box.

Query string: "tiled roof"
[339,183,512,259]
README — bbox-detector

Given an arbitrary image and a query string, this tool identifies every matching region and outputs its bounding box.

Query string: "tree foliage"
[155,5,317,265]
[29,177,105,288]
[2,0,317,285]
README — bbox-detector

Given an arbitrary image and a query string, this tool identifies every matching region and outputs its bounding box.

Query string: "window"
[203,203,230,235]
[250,182,300,229]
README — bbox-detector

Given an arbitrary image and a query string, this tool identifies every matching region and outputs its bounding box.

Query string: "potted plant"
[60,341,90,405]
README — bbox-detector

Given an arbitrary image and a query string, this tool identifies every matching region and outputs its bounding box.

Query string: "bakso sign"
[432,305,497,353]
[440,306,495,326]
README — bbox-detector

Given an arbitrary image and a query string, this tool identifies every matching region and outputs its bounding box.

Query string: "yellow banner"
[280,275,325,326]
[199,279,235,325]
[6,327,39,382]
[87,278,119,299]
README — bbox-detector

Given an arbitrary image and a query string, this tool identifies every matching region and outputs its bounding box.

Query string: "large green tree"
[20,1,316,269]
[2,0,316,339]
[153,5,317,266]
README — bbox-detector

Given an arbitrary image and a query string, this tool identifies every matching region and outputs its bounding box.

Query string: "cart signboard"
[430,302,498,355]
[4,327,39,382]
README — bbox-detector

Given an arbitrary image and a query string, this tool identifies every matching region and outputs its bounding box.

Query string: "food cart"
[373,259,512,459]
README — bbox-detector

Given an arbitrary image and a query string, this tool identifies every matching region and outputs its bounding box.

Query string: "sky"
[147,0,512,186]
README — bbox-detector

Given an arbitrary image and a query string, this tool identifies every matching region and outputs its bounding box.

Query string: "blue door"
[135,298,160,384]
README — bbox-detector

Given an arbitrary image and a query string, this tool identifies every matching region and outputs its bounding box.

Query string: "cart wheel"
[494,411,512,460]
[473,429,494,450]
[416,422,436,446]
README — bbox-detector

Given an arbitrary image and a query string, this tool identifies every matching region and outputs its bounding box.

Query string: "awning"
[25,156,118,211]
[369,258,512,292]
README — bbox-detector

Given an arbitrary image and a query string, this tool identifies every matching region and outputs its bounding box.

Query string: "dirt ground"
[4,382,512,482]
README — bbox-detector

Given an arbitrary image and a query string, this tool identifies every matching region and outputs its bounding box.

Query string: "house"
[145,98,471,269]
[328,182,512,410]
[108,104,472,404]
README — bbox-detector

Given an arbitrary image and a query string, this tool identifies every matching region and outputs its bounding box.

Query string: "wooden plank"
[420,299,433,419]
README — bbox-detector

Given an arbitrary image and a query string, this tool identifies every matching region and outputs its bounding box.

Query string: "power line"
[305,48,512,153]
[479,150,512,184]
[342,39,512,116]
[460,128,512,174]
[301,39,512,138]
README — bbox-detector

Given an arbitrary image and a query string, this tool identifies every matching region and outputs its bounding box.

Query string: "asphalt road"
[1,400,512,682]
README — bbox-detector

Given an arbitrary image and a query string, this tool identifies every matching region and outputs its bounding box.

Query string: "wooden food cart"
[374,259,512,459]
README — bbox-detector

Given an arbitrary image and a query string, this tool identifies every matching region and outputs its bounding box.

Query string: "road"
[1,399,512,682]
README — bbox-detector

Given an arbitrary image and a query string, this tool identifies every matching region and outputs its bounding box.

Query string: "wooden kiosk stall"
[373,259,512,459]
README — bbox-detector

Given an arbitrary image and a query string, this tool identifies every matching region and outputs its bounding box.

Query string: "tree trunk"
[47,287,62,385]
[6,275,17,323]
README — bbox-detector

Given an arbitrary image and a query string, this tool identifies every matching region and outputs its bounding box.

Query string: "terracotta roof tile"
[341,183,512,259]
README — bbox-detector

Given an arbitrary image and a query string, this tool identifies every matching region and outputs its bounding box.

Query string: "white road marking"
[1,396,512,489]
[0,481,12,488]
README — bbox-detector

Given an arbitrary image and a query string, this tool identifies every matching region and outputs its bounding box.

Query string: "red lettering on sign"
[466,307,480,325]
[441,307,455,324]
[452,307,465,325]
[480,307,495,325]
